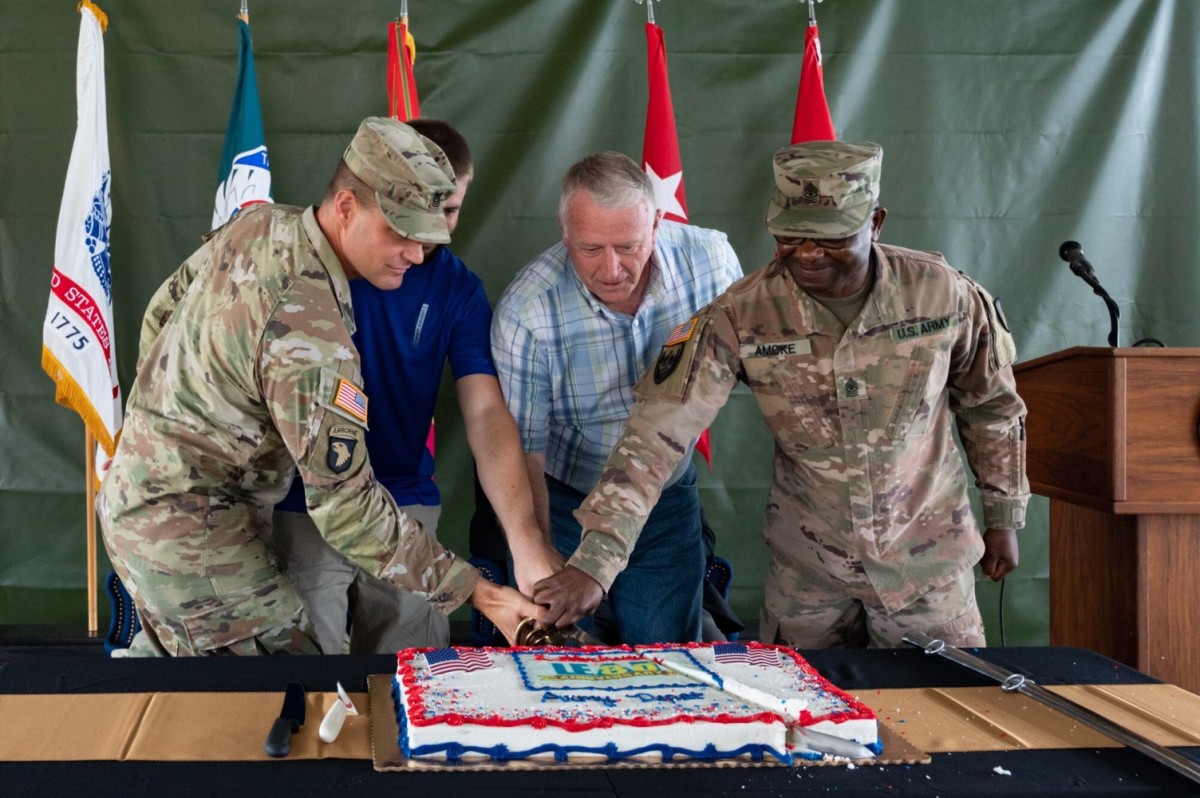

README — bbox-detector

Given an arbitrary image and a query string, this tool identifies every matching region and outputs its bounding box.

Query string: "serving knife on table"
[263,681,306,758]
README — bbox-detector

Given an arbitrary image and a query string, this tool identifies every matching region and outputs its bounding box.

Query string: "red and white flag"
[791,22,836,143]
[642,20,716,467]
[641,21,688,223]
[41,1,122,466]
[385,13,435,457]
[387,16,420,121]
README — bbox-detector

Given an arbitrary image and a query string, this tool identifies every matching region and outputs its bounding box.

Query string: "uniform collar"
[777,243,906,334]
[302,206,356,334]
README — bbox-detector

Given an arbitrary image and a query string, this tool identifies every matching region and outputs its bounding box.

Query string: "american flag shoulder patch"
[332,378,369,423]
[664,317,698,346]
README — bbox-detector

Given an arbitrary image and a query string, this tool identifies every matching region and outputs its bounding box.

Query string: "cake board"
[366,675,929,772]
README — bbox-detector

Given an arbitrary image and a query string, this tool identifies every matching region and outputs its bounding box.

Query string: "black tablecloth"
[2,646,1198,796]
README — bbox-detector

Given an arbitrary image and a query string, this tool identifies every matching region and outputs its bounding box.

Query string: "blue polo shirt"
[279,245,495,511]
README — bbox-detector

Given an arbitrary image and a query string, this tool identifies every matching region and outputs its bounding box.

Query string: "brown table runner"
[1,682,1197,762]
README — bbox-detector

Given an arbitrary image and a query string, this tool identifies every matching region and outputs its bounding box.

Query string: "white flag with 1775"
[41,2,122,461]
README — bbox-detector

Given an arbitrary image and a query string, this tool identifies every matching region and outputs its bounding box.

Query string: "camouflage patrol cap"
[765,140,882,238]
[343,116,457,245]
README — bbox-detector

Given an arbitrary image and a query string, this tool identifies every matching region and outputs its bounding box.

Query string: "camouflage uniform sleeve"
[570,305,742,590]
[137,238,214,371]
[949,275,1030,530]
[261,288,477,614]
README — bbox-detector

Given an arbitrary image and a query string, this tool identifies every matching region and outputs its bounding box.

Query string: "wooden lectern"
[1015,347,1200,693]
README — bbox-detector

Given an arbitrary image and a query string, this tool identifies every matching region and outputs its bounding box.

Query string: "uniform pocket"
[744,355,838,450]
[180,573,304,654]
[877,347,948,442]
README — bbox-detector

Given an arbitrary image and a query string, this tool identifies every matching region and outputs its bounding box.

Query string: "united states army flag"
[41,1,121,459]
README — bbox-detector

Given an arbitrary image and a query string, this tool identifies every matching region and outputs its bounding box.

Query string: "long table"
[2,646,1198,796]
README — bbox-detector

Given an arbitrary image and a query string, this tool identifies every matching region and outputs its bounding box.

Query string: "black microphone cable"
[997,576,1006,647]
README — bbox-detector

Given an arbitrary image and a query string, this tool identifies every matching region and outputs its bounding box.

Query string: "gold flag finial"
[77,0,109,32]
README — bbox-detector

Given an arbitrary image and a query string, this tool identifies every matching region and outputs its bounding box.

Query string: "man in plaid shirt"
[492,151,742,644]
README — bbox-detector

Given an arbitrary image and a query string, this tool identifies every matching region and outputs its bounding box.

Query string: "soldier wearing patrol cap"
[538,139,1029,649]
[102,116,543,656]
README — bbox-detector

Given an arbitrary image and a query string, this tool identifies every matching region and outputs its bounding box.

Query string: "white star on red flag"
[645,163,686,221]
[641,21,689,224]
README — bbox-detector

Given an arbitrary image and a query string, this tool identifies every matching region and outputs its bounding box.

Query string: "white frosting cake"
[393,642,879,764]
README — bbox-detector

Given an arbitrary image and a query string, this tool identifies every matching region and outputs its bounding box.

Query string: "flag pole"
[808,0,820,26]
[85,430,98,636]
[239,0,248,24]
[636,0,657,25]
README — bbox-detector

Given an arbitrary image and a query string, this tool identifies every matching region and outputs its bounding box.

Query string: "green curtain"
[3,0,1197,645]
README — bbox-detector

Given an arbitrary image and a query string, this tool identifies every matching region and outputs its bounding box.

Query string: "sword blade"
[903,631,1200,786]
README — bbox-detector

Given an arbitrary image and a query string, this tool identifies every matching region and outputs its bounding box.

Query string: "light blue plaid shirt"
[492,220,743,493]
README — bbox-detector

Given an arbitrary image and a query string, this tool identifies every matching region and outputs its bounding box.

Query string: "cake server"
[318,681,359,744]
[652,655,877,760]
[788,726,878,760]
[263,681,306,758]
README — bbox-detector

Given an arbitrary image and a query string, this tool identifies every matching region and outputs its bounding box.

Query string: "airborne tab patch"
[332,378,369,424]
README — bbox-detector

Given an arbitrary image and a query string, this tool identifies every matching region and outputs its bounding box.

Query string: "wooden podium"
[1015,347,1200,693]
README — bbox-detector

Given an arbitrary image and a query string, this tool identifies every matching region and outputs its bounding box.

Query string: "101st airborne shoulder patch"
[326,424,361,474]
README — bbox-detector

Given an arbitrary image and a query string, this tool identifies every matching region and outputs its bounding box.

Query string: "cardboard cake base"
[367,675,929,772]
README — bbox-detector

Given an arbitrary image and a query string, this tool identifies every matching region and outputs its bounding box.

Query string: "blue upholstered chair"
[104,570,140,654]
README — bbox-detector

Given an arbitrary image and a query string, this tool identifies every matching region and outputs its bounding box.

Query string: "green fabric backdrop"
[3,0,1198,645]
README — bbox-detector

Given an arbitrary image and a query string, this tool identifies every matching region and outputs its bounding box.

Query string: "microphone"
[1058,240,1119,347]
[1059,240,1098,285]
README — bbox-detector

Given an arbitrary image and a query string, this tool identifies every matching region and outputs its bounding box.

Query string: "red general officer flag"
[388,17,420,121]
[641,22,688,223]
[643,20,714,467]
[791,23,836,143]
[41,1,122,461]
[386,13,434,458]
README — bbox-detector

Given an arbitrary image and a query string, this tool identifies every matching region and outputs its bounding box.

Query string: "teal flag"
[212,18,272,230]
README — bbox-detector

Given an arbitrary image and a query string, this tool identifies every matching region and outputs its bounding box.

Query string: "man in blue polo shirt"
[270,119,560,654]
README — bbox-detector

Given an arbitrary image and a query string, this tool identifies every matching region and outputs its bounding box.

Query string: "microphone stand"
[1068,264,1120,348]
[1089,278,1121,348]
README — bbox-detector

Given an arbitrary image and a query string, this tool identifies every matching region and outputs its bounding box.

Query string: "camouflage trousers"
[759,559,985,649]
[106,536,322,657]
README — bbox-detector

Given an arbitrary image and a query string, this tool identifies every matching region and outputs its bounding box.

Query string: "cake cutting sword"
[903,631,1200,786]
[651,655,878,761]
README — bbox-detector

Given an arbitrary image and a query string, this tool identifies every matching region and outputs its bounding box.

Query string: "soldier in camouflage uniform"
[535,140,1029,648]
[100,117,542,656]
